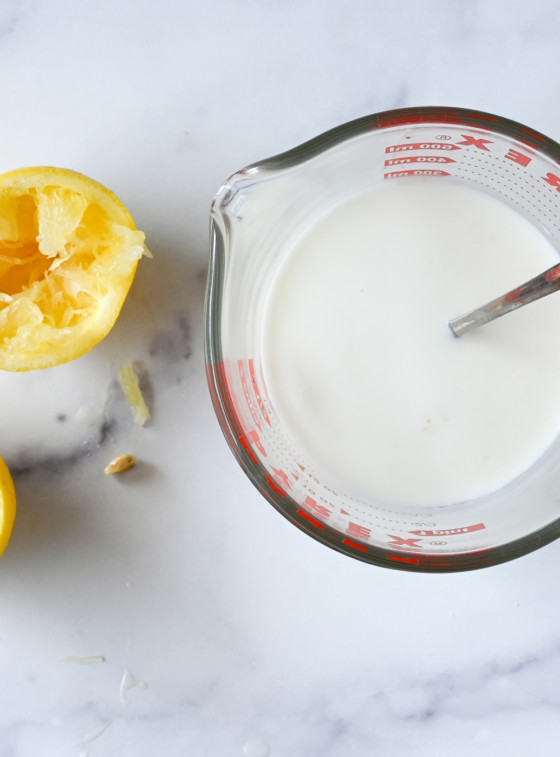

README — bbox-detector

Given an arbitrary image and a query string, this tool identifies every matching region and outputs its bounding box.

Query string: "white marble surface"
[1,1,560,755]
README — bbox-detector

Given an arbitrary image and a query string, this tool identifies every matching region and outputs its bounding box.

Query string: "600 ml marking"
[385,142,461,153]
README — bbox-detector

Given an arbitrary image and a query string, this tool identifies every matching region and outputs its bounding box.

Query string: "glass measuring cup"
[205,106,560,572]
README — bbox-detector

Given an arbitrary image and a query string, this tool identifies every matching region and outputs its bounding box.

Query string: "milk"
[261,180,560,506]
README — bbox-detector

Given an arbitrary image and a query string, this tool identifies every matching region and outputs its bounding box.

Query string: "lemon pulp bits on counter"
[0,166,148,371]
[0,166,149,558]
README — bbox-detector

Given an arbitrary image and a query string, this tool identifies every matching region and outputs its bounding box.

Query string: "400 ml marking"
[385,156,456,166]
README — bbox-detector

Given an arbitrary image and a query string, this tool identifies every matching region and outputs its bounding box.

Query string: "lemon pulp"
[0,166,147,371]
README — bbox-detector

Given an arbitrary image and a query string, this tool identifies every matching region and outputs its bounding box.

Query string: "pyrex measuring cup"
[205,106,560,572]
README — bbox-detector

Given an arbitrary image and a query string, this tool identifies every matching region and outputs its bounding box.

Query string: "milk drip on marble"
[262,180,560,506]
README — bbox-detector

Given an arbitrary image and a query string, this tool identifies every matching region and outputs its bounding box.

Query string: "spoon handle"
[449,262,560,337]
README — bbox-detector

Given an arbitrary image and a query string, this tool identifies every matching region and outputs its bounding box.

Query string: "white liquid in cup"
[261,180,560,507]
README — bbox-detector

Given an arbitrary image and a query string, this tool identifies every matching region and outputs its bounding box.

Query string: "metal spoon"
[448,262,560,337]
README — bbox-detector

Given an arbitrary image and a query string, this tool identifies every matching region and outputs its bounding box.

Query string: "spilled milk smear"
[262,180,560,506]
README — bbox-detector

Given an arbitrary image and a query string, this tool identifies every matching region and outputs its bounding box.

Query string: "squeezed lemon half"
[0,166,147,371]
[0,456,15,557]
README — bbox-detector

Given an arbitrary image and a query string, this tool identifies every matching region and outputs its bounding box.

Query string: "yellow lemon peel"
[0,456,16,558]
[0,166,148,371]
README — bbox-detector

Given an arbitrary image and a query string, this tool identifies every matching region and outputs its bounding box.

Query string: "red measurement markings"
[504,148,532,167]
[385,156,455,166]
[347,522,371,541]
[247,429,266,456]
[239,429,267,464]
[520,126,545,141]
[387,535,423,548]
[341,523,371,552]
[409,523,485,537]
[248,359,270,426]
[385,142,461,153]
[267,475,287,497]
[271,467,292,490]
[239,435,257,464]
[343,539,369,552]
[385,170,450,179]
[466,113,499,123]
[238,360,261,431]
[456,134,493,151]
[297,509,324,529]
[387,554,422,566]
[303,495,332,521]
[543,172,560,191]
[382,118,560,195]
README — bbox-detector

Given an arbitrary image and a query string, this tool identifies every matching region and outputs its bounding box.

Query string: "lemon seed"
[104,454,137,475]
